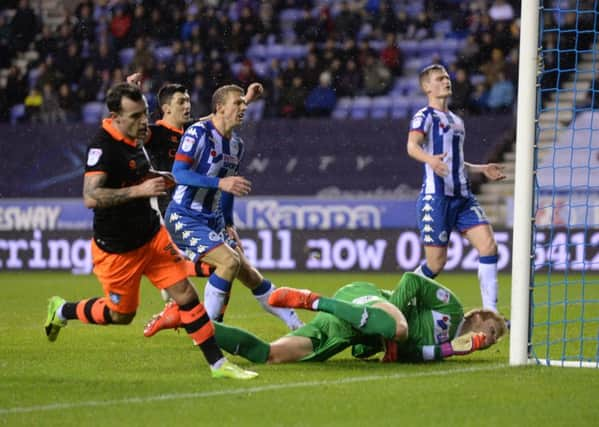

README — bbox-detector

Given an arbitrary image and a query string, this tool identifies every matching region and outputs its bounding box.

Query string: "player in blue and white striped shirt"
[155,84,302,332]
[406,64,506,311]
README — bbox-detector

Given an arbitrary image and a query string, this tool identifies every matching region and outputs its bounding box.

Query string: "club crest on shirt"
[109,292,121,305]
[436,288,450,303]
[411,116,423,129]
[87,148,102,166]
[181,136,194,152]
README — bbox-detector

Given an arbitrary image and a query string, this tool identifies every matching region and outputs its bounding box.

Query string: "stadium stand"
[0,0,521,123]
[0,0,538,224]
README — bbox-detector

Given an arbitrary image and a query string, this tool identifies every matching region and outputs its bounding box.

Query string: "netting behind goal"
[531,0,599,367]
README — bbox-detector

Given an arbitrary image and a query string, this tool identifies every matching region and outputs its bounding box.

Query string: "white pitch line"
[0,364,506,415]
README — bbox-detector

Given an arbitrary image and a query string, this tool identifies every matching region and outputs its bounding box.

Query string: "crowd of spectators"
[0,0,531,123]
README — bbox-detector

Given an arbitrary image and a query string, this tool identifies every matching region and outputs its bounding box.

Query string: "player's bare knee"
[110,311,136,324]
[165,279,198,305]
[395,320,408,341]
[428,257,446,273]
[478,240,497,256]
[267,343,290,364]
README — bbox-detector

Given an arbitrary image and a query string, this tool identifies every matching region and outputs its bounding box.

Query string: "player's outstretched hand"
[138,176,167,197]
[226,225,244,253]
[126,72,143,87]
[219,176,252,196]
[483,163,506,181]
[449,332,487,356]
[430,153,449,177]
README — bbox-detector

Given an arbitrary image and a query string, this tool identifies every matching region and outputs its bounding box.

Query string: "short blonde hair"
[418,64,448,89]
[463,308,509,341]
[211,84,244,113]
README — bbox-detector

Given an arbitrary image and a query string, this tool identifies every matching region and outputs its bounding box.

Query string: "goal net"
[512,0,599,367]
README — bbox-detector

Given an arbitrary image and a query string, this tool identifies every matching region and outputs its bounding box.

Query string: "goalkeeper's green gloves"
[441,332,487,357]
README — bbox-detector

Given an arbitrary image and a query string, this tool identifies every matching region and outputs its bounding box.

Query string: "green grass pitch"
[1,271,598,426]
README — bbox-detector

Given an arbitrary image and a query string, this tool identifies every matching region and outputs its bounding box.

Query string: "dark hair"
[419,64,448,87]
[105,83,144,113]
[211,84,244,113]
[157,83,188,110]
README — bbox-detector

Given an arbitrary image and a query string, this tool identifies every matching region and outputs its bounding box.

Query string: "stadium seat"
[350,96,371,119]
[230,62,243,76]
[393,76,421,96]
[391,96,410,119]
[28,67,40,88]
[405,57,425,73]
[266,44,286,60]
[368,40,385,52]
[443,38,460,51]
[252,61,269,77]
[247,44,267,61]
[398,40,420,56]
[470,74,486,86]
[332,97,352,120]
[154,46,173,63]
[441,52,457,65]
[409,96,428,115]
[433,20,452,37]
[287,44,308,59]
[245,99,265,121]
[279,8,303,24]
[10,104,25,124]
[370,96,392,119]
[119,48,135,67]
[82,102,107,124]
[405,2,424,16]
[420,39,444,55]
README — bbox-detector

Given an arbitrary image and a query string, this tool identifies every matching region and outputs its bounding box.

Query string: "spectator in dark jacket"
[10,0,38,53]
[305,71,337,117]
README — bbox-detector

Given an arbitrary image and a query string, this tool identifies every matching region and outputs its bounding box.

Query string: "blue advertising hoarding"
[0,198,418,231]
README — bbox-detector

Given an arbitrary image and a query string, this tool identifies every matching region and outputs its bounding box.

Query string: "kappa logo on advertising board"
[236,200,381,230]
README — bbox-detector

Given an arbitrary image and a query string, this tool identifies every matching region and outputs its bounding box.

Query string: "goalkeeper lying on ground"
[144,273,508,363]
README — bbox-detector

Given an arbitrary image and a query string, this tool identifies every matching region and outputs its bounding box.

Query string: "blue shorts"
[164,205,236,263]
[416,193,489,246]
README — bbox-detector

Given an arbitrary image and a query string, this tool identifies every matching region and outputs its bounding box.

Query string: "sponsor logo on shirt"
[223,154,239,168]
[432,310,451,343]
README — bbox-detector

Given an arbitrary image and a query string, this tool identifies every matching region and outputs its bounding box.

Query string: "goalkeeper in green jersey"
[181,272,507,364]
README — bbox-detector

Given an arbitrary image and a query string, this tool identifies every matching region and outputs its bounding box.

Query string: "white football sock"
[478,261,498,311]
[204,281,228,320]
[254,284,304,330]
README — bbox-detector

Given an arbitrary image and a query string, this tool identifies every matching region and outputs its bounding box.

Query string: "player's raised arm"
[244,82,264,104]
